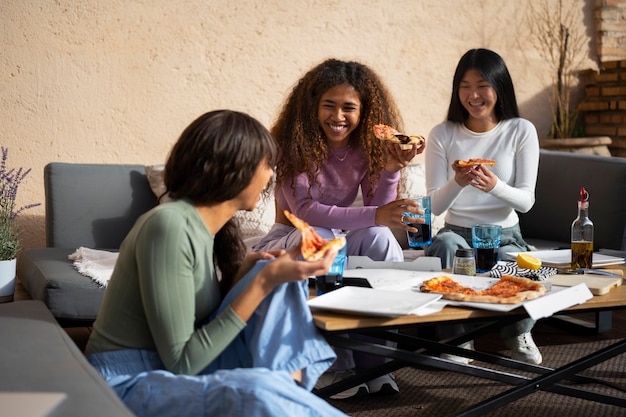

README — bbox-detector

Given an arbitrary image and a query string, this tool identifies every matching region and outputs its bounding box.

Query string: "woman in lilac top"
[254,58,424,262]
[253,58,425,399]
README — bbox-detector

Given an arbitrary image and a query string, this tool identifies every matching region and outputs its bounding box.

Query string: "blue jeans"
[87,259,345,417]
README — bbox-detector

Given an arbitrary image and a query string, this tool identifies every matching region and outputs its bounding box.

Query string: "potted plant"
[526,0,610,154]
[526,0,587,137]
[0,146,40,302]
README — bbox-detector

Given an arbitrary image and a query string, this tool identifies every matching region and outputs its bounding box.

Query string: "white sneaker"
[504,332,542,365]
[366,373,399,395]
[315,370,369,400]
[441,340,475,364]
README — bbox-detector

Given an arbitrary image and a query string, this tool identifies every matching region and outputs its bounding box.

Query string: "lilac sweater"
[275,146,400,230]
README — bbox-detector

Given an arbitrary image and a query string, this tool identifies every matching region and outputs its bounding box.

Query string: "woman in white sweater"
[424,48,541,364]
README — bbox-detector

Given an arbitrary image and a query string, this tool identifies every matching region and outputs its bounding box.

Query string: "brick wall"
[579,60,626,157]
[595,0,626,62]
[579,1,626,157]
[596,0,626,62]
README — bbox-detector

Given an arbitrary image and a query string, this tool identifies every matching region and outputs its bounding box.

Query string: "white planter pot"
[0,258,17,303]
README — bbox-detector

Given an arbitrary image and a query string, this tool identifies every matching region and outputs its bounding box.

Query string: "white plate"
[506,249,625,268]
[308,286,442,317]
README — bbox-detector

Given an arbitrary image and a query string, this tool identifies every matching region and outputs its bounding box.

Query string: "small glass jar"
[453,248,476,276]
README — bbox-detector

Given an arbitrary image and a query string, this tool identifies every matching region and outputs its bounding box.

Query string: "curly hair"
[271,58,403,197]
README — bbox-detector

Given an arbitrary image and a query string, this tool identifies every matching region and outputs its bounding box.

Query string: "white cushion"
[144,165,275,241]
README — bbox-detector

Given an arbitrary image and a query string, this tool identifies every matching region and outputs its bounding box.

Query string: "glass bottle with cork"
[571,187,593,269]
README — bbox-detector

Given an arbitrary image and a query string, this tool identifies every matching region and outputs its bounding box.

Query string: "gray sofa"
[519,150,626,252]
[0,300,134,417]
[18,163,157,325]
[16,150,626,326]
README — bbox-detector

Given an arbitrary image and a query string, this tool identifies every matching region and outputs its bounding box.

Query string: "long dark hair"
[164,110,277,293]
[447,48,519,123]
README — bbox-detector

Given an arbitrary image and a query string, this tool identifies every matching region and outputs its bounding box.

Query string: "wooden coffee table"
[312,265,626,416]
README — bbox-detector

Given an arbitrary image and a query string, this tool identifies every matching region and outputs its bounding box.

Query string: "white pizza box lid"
[341,268,592,318]
[347,255,442,272]
[522,283,593,320]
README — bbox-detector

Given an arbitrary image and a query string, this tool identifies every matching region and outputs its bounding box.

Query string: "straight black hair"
[446,48,520,123]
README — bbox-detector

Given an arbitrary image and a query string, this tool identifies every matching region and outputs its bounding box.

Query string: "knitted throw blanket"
[68,247,119,287]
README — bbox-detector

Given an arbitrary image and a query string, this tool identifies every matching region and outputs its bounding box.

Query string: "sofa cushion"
[45,163,157,249]
[17,248,105,323]
[0,300,134,417]
[519,150,626,251]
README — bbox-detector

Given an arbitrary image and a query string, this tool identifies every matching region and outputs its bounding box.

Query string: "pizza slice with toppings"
[283,210,347,261]
[419,276,479,301]
[420,275,546,304]
[373,124,425,148]
[454,158,497,168]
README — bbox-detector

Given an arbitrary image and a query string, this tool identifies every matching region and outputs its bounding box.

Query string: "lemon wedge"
[517,253,542,270]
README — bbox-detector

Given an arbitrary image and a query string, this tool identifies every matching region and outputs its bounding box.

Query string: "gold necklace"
[332,146,350,162]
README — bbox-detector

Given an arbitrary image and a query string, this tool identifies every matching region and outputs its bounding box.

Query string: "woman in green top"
[86,110,347,417]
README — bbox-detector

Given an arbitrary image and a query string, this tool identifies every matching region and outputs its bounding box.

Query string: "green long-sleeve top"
[85,199,246,375]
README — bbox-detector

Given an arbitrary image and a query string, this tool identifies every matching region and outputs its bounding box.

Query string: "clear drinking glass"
[471,224,502,273]
[315,244,347,295]
[404,196,432,248]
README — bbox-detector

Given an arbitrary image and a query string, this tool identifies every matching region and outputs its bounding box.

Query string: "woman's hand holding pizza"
[373,124,426,173]
[375,198,424,232]
[452,161,497,192]
[467,164,497,192]
[256,247,338,290]
[384,141,425,173]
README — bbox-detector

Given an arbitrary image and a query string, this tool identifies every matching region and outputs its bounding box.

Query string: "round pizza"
[373,124,425,149]
[283,210,346,261]
[454,158,496,168]
[420,275,546,304]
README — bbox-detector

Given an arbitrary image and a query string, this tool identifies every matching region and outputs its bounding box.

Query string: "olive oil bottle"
[571,187,594,269]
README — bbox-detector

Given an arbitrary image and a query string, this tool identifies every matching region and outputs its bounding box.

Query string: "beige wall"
[1,0,598,251]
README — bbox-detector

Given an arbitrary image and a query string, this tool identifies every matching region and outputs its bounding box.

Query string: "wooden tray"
[546,274,623,296]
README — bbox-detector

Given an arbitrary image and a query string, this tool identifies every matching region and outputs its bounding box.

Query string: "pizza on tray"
[420,275,546,304]
[373,124,425,148]
[283,210,346,261]
[454,158,496,168]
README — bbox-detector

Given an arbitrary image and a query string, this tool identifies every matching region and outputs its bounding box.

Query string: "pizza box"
[546,274,622,295]
[340,269,593,318]
[505,249,625,268]
[307,286,443,317]
[347,255,442,271]
[523,283,593,320]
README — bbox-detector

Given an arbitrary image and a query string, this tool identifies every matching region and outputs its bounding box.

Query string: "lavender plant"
[0,147,41,260]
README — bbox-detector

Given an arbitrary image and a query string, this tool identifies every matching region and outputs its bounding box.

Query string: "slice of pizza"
[283,210,347,261]
[476,275,547,303]
[373,124,425,148]
[454,158,497,168]
[420,276,478,301]
[420,275,546,304]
